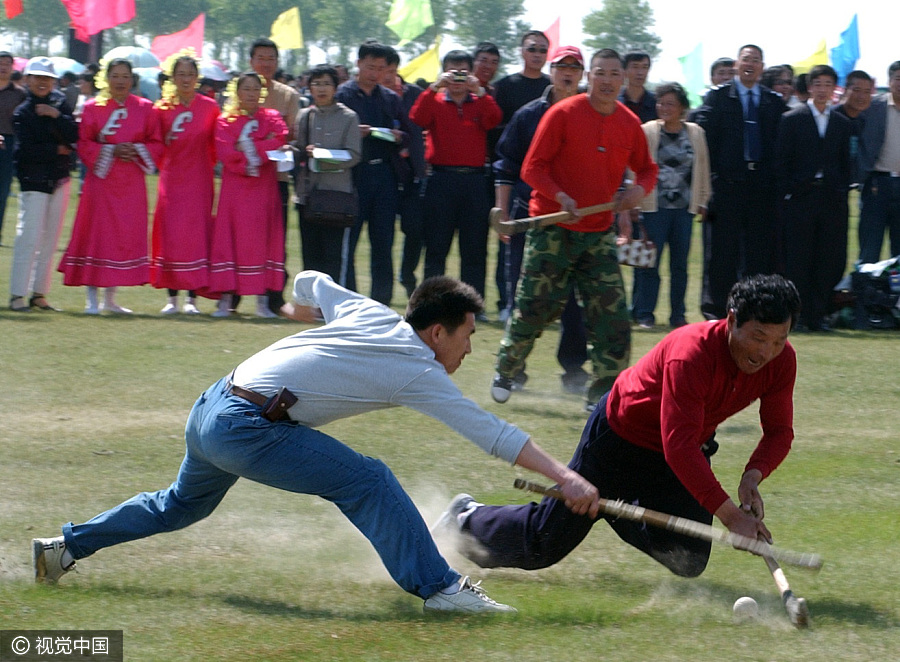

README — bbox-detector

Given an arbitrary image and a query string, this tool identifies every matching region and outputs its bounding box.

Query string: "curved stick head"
[784,593,810,629]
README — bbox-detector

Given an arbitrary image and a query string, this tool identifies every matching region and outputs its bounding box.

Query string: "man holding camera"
[410,50,502,303]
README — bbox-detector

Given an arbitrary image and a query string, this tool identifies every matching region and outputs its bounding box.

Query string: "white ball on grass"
[733,596,759,623]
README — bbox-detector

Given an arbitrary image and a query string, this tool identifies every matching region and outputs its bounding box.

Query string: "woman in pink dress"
[58,58,162,314]
[151,53,218,315]
[207,71,287,318]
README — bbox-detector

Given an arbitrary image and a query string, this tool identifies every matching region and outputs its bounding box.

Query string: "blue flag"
[830,14,859,85]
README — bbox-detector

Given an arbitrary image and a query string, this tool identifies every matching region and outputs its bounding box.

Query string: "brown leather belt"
[229,384,268,407]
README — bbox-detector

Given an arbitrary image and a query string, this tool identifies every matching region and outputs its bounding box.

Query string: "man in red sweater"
[441,274,801,578]
[490,48,657,409]
[410,49,502,303]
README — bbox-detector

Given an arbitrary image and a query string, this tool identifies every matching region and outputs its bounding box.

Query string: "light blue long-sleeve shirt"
[233,271,530,464]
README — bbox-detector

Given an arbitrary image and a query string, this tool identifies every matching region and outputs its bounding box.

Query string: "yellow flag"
[399,38,441,84]
[270,7,303,50]
[792,39,828,75]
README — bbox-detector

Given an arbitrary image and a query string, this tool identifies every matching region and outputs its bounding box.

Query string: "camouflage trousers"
[496,225,631,403]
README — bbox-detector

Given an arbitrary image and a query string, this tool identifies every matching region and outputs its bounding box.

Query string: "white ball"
[733,596,759,622]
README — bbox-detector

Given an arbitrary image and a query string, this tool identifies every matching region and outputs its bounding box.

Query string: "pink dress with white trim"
[206,108,287,296]
[150,94,218,292]
[58,94,162,287]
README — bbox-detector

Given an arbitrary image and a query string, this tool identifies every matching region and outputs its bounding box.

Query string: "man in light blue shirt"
[33,271,599,614]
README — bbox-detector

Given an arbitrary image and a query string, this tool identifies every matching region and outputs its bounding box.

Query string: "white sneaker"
[182,301,201,315]
[33,536,75,584]
[211,296,232,318]
[423,577,517,614]
[160,303,178,315]
[431,493,483,535]
[101,303,133,315]
[256,305,279,319]
[83,304,100,315]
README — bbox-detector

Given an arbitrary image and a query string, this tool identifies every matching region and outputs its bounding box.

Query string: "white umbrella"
[103,46,160,69]
[199,59,230,82]
[48,57,86,75]
[133,67,162,101]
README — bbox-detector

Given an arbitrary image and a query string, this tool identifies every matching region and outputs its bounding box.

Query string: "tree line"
[1,0,660,72]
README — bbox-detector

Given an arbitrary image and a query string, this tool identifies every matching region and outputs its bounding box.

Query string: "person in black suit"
[774,65,851,331]
[694,45,788,319]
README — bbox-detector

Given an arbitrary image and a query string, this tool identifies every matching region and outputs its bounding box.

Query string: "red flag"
[151,13,206,63]
[544,17,560,55]
[61,0,136,43]
[4,0,23,19]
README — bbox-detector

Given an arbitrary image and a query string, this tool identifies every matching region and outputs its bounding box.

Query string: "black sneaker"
[511,370,528,392]
[491,374,513,403]
[561,367,590,394]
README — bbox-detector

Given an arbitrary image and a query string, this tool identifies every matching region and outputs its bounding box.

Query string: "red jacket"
[410,87,501,167]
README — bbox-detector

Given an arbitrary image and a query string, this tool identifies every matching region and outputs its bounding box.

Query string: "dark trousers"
[0,133,15,241]
[348,162,398,305]
[298,205,353,286]
[858,173,900,264]
[782,186,848,328]
[464,393,713,578]
[703,176,777,319]
[398,178,424,294]
[422,169,489,297]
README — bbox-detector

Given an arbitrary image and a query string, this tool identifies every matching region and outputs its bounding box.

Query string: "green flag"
[386,0,434,47]
[678,42,705,109]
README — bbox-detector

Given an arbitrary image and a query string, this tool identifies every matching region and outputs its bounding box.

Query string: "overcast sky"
[521,0,894,85]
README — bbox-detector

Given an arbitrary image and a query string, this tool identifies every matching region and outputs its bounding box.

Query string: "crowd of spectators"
[3,37,899,348]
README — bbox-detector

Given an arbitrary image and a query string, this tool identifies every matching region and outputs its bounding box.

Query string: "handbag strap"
[633,218,648,241]
[303,109,316,193]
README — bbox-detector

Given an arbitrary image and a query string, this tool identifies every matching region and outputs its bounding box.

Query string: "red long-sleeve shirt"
[409,87,502,167]
[606,320,796,514]
[521,95,658,232]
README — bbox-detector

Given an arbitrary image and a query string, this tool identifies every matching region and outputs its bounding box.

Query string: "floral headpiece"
[154,48,199,110]
[222,72,268,122]
[92,57,112,106]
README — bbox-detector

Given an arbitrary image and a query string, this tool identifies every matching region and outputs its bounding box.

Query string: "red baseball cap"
[550,46,584,67]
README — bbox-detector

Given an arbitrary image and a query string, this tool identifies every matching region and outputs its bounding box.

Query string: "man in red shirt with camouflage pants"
[490,49,657,410]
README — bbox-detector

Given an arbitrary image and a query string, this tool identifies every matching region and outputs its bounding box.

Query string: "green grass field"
[1,180,898,661]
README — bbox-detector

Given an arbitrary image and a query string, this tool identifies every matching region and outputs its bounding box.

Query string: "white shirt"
[233,271,530,464]
[807,99,830,138]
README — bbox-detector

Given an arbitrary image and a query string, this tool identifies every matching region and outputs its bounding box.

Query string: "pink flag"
[544,17,560,55]
[151,13,206,63]
[62,0,136,42]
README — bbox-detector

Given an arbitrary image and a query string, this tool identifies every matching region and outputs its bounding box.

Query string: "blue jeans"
[631,207,693,326]
[0,133,16,240]
[858,173,900,264]
[63,378,459,599]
